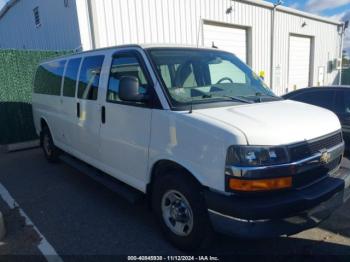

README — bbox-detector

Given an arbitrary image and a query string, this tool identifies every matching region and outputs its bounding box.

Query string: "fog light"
[228,177,292,192]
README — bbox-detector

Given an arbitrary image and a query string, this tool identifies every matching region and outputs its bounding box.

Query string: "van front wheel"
[152,171,213,251]
[41,126,60,163]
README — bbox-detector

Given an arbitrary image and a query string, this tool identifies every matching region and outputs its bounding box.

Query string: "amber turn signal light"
[228,177,292,192]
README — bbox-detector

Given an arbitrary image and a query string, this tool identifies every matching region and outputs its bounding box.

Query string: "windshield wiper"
[252,92,282,102]
[203,94,253,104]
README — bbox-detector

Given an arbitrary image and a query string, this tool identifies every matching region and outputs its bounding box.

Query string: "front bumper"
[205,166,350,238]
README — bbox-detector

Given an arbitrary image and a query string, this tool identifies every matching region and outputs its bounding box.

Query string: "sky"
[0,0,6,10]
[266,0,350,54]
[265,0,350,19]
[0,0,349,53]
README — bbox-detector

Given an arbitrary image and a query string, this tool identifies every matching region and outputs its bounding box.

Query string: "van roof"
[38,44,225,64]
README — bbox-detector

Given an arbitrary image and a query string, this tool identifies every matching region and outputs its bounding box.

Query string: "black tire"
[152,169,213,251]
[41,126,60,163]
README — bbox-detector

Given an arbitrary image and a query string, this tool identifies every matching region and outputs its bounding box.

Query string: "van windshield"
[148,48,278,108]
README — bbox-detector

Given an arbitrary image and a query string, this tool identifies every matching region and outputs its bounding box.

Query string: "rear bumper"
[205,166,350,238]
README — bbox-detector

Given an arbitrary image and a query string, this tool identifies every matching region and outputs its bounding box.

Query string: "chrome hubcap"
[161,190,193,237]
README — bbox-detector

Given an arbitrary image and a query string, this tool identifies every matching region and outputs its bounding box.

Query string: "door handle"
[77,102,80,118]
[101,106,106,124]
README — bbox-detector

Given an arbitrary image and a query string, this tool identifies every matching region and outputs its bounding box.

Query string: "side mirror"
[119,76,148,102]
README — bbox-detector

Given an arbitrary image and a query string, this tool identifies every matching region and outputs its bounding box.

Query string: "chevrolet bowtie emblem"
[320,151,331,164]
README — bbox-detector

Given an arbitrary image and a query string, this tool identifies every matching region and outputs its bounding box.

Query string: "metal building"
[0,0,345,95]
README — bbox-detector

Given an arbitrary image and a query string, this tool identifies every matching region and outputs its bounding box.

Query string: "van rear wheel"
[41,126,60,163]
[152,170,213,251]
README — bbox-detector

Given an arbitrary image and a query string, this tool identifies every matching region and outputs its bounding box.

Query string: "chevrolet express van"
[32,45,350,250]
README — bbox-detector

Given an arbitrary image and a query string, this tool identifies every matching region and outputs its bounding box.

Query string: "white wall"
[0,0,342,95]
[0,0,81,51]
[274,10,341,94]
[88,0,272,86]
[75,0,93,51]
[86,0,342,94]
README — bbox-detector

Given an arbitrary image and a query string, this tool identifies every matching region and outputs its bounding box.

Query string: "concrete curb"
[5,140,40,153]
[0,211,6,240]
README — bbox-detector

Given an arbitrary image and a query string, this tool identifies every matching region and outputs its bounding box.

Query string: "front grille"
[288,132,343,162]
[326,156,342,171]
[293,156,342,188]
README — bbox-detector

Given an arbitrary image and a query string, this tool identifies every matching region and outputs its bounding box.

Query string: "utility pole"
[339,21,349,85]
[270,1,283,89]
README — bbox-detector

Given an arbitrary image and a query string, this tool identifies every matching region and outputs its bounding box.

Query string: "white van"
[32,45,350,250]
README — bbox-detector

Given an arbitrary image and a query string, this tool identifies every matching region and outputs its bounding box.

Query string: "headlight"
[226,146,289,167]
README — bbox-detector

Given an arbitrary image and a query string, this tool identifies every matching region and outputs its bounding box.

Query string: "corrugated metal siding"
[274,11,341,95]
[90,0,272,86]
[0,0,341,95]
[0,0,81,51]
[87,0,342,95]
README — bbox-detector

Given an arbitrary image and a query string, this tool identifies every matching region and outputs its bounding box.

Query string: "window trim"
[62,57,82,98]
[106,50,160,109]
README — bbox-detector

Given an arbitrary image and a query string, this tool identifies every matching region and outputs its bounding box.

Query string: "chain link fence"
[0,50,70,145]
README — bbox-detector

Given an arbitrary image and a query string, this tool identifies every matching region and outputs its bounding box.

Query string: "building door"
[203,23,248,63]
[288,35,312,90]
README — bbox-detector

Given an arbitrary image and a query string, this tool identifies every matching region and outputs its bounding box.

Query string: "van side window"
[78,55,105,100]
[34,60,66,95]
[335,90,350,114]
[107,54,148,103]
[342,91,350,114]
[63,58,82,97]
[293,90,335,111]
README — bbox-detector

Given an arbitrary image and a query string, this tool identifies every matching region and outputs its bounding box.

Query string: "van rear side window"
[63,58,82,97]
[34,60,66,95]
[78,55,105,100]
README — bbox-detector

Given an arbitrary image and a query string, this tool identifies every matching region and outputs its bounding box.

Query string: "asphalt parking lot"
[1,148,350,260]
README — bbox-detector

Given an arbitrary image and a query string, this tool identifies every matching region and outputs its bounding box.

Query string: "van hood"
[194,100,341,145]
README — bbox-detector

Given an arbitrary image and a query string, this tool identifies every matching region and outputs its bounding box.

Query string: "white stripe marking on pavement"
[0,183,64,262]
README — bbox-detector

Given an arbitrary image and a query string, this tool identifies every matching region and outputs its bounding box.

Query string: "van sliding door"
[75,55,105,163]
[61,57,81,152]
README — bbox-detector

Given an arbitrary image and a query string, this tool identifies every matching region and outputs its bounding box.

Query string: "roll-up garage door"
[203,23,247,63]
[288,35,311,90]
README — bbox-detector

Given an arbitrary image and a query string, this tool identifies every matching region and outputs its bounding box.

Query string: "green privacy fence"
[0,50,71,145]
[342,68,350,85]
